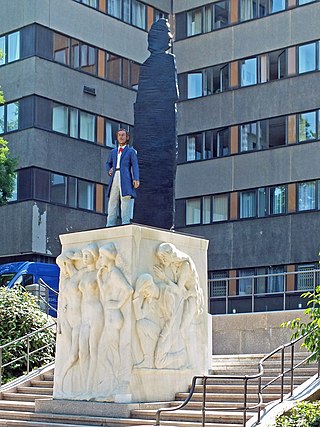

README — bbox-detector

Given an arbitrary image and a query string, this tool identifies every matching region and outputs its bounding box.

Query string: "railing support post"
[243,377,248,427]
[290,345,294,396]
[280,347,285,402]
[27,336,30,375]
[202,377,207,427]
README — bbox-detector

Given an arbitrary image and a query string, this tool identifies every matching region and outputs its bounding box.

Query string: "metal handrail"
[209,268,320,314]
[0,322,56,387]
[155,327,320,427]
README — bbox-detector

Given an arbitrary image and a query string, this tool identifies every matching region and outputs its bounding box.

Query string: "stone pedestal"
[53,224,209,403]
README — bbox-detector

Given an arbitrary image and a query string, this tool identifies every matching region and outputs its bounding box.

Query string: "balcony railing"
[208,269,320,315]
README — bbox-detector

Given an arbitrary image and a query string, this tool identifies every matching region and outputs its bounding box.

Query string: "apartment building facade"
[1,0,319,314]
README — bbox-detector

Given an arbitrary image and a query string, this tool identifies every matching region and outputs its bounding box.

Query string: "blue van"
[0,262,60,317]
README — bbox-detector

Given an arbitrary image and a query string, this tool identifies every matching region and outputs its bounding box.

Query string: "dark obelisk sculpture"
[133,18,179,229]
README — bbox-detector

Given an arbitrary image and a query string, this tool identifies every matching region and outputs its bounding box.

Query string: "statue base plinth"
[35,398,169,417]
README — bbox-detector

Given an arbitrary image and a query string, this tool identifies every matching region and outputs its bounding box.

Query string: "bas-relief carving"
[54,241,204,402]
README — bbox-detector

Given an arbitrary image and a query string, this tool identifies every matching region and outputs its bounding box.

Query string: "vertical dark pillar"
[133,19,178,230]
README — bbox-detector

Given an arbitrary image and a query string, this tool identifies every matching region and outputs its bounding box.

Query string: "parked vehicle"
[0,262,60,317]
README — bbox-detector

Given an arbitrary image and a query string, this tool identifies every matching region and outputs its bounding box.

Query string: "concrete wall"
[212,309,308,355]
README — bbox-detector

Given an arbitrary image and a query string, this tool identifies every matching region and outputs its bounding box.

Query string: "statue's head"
[148,18,172,54]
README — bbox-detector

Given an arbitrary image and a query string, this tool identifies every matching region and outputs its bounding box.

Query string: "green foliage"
[0,287,56,383]
[274,401,320,427]
[0,84,18,206]
[281,285,320,363]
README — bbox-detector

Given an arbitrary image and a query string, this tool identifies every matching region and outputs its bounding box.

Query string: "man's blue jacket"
[106,145,140,198]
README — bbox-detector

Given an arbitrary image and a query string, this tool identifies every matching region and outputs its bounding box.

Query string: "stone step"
[130,408,255,423]
[0,410,244,427]
[175,391,279,403]
[2,393,51,402]
[0,419,243,427]
[30,380,54,388]
[0,400,35,412]
[16,388,53,396]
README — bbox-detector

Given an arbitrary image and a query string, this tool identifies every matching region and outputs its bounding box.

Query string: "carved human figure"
[96,242,133,396]
[78,243,103,396]
[133,273,180,369]
[56,250,83,393]
[154,243,204,367]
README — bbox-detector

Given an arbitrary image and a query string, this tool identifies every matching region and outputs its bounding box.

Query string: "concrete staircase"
[0,353,317,427]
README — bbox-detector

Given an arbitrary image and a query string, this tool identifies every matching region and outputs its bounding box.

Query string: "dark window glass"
[71,39,80,68]
[132,0,146,29]
[186,198,201,224]
[80,44,96,74]
[34,169,50,201]
[299,111,317,142]
[238,269,255,295]
[216,128,229,156]
[131,61,140,89]
[50,173,67,204]
[298,42,316,74]
[270,185,286,214]
[214,1,229,28]
[122,58,130,87]
[269,49,286,80]
[269,116,286,147]
[68,177,77,208]
[7,102,19,132]
[240,57,257,86]
[18,169,33,200]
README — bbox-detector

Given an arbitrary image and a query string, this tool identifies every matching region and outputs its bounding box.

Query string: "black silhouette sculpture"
[133,18,179,230]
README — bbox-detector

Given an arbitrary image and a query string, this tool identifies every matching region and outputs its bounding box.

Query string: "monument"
[52,225,209,405]
[133,18,179,229]
[38,19,211,420]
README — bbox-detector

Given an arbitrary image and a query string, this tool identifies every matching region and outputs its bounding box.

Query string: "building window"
[240,190,257,218]
[186,198,201,225]
[240,121,267,151]
[298,42,317,74]
[296,264,317,291]
[7,31,20,63]
[132,0,146,29]
[53,104,68,134]
[269,49,286,80]
[106,119,119,148]
[240,57,258,86]
[298,181,316,211]
[187,8,202,36]
[80,111,95,142]
[0,36,6,66]
[70,108,79,138]
[240,0,257,21]
[108,0,122,19]
[187,72,203,99]
[53,33,70,65]
[270,185,286,215]
[187,134,203,161]
[0,101,20,134]
[214,1,229,28]
[203,196,211,224]
[269,116,286,147]
[106,54,122,84]
[78,179,94,210]
[50,173,67,204]
[68,176,77,208]
[238,269,255,295]
[298,111,317,142]
[6,102,19,132]
[212,194,228,221]
[269,0,286,12]
[209,271,228,297]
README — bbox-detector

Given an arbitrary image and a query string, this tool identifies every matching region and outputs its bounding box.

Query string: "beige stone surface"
[53,225,209,402]
[212,310,309,355]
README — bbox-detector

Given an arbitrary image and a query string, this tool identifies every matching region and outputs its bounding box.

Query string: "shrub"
[282,285,320,363]
[274,401,320,427]
[0,287,56,383]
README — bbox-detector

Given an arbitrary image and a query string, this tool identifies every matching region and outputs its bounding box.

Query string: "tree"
[282,285,320,363]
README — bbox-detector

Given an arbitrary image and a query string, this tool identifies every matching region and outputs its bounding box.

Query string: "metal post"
[27,336,30,374]
[257,375,262,424]
[226,278,229,314]
[283,274,286,310]
[202,377,207,427]
[251,277,255,313]
[290,345,294,396]
[280,348,285,402]
[243,378,248,427]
